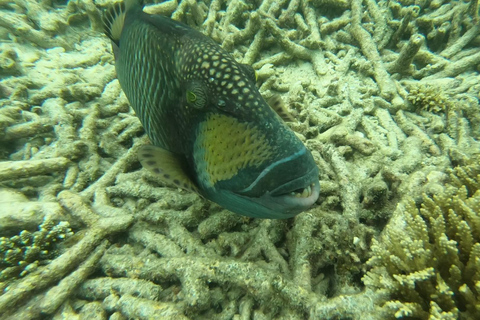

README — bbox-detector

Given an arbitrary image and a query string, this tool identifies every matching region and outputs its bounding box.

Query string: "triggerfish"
[102,0,320,218]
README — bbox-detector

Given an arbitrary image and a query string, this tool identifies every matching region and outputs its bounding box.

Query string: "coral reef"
[0,217,73,283]
[0,190,133,319]
[363,157,480,319]
[407,83,454,113]
[0,0,479,319]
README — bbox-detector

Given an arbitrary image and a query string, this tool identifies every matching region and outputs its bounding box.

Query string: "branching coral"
[363,157,480,319]
[0,191,133,319]
[407,84,454,114]
[0,218,73,283]
[0,0,479,319]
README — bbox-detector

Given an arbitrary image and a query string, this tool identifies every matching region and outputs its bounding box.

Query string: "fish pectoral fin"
[138,145,200,194]
[267,94,296,122]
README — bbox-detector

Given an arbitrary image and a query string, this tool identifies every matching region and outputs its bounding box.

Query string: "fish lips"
[210,176,319,219]
[250,174,320,218]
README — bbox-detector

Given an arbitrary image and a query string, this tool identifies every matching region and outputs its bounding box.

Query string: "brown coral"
[363,158,480,319]
[407,84,454,114]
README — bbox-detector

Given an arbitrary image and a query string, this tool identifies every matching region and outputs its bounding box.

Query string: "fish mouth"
[237,162,320,214]
[267,162,319,198]
[205,146,320,219]
[268,179,320,214]
[210,178,319,219]
[226,147,320,218]
[288,182,317,199]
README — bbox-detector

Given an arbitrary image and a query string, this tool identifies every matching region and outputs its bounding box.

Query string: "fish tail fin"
[102,0,144,43]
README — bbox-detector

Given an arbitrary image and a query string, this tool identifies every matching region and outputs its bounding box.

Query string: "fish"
[102,0,320,219]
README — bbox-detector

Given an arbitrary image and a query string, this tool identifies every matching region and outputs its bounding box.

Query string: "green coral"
[363,157,480,319]
[0,218,73,284]
[407,84,454,114]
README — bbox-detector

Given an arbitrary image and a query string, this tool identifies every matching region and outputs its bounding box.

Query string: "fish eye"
[187,91,197,103]
[186,81,207,109]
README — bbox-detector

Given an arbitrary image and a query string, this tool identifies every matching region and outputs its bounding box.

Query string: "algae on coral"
[0,0,479,319]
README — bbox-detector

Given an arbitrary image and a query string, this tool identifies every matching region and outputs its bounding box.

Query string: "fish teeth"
[291,184,313,198]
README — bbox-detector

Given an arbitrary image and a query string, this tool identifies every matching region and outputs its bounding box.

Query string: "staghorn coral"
[0,191,133,319]
[0,0,479,319]
[363,157,480,319]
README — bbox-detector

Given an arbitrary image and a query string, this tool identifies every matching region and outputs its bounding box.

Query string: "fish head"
[191,109,320,219]
[179,42,320,218]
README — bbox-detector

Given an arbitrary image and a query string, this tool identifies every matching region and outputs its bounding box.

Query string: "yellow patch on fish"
[196,114,274,185]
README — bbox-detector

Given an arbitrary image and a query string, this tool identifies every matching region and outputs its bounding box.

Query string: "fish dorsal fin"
[138,145,200,194]
[103,2,126,43]
[267,95,296,122]
[103,0,144,43]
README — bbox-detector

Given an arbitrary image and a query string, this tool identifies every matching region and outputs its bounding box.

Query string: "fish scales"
[103,0,320,219]
[118,17,185,150]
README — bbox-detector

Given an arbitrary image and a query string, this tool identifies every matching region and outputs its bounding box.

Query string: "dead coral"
[0,45,21,76]
[67,183,375,319]
[0,195,133,319]
[0,0,479,318]
[363,157,480,319]
[0,188,70,235]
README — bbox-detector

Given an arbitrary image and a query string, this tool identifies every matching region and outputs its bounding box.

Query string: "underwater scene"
[1,0,480,319]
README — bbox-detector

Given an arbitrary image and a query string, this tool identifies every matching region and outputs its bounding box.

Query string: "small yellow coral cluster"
[407,84,454,114]
[363,159,480,319]
[0,218,73,285]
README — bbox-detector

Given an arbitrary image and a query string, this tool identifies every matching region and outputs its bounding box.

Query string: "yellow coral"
[407,84,454,114]
[363,158,480,319]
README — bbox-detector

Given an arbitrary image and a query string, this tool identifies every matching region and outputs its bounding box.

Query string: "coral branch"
[0,215,132,312]
[350,0,397,100]
[0,158,70,181]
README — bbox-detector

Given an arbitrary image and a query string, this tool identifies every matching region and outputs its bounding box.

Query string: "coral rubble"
[0,0,479,319]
